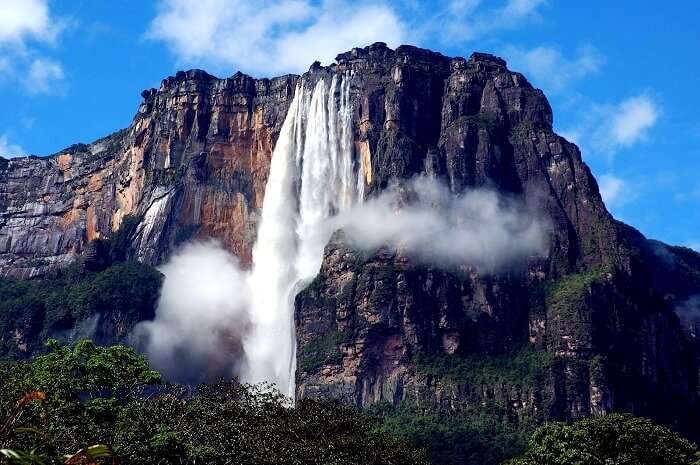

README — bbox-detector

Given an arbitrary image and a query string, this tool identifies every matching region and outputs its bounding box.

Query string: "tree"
[1,341,428,465]
[505,413,698,465]
[0,340,160,462]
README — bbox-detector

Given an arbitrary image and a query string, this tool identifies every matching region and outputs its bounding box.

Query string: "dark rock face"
[292,44,700,435]
[0,70,297,277]
[1,42,699,440]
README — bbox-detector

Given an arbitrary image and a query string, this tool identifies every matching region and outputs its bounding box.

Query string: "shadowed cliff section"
[1,42,699,465]
[287,43,700,463]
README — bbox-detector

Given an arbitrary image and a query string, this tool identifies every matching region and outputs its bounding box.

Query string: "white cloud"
[25,56,64,94]
[414,0,547,44]
[598,173,632,208]
[0,0,60,44]
[148,0,551,75]
[0,0,67,95]
[503,45,604,94]
[498,0,547,24]
[561,93,660,159]
[331,177,548,271]
[609,95,659,147]
[148,0,405,75]
[0,134,26,158]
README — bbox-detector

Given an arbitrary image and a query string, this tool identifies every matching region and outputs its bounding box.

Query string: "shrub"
[505,413,699,465]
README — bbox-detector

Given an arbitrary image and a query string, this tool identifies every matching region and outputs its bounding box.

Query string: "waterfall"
[244,72,362,398]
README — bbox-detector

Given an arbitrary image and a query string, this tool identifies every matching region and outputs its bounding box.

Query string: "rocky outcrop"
[291,44,700,436]
[0,70,297,277]
[1,42,699,442]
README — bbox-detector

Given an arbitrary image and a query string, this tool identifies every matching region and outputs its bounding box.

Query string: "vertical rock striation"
[0,42,698,443]
[0,70,298,277]
[290,44,700,436]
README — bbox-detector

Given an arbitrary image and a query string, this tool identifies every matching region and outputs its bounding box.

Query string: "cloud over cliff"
[134,178,547,384]
[332,177,548,271]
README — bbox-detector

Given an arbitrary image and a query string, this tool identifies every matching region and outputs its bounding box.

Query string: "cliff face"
[290,44,700,433]
[1,43,699,439]
[0,70,297,278]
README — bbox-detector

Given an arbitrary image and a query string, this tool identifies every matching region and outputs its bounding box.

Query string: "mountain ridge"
[1,42,699,463]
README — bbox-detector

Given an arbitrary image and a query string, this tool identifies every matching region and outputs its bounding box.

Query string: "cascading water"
[244,72,363,398]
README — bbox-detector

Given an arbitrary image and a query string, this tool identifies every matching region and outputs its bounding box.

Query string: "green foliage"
[29,339,161,395]
[297,330,348,373]
[368,401,528,465]
[544,267,608,344]
[413,349,556,388]
[0,262,163,358]
[0,342,427,465]
[505,413,699,465]
[545,267,607,318]
[0,341,160,463]
[115,382,428,465]
[371,349,559,465]
[1,447,53,465]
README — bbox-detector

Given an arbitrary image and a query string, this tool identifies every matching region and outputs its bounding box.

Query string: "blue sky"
[0,0,698,249]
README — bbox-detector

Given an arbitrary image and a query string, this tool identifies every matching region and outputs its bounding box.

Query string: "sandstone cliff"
[0,70,297,277]
[1,42,699,451]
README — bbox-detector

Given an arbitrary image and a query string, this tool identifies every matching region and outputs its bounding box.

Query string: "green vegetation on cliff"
[0,261,163,359]
[365,349,560,465]
[297,330,348,373]
[414,349,556,387]
[545,266,608,319]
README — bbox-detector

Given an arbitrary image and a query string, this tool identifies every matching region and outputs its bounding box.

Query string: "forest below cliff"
[1,339,698,465]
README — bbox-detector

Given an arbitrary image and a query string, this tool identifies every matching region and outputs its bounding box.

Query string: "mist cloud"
[676,295,700,333]
[331,177,548,271]
[132,241,251,384]
[134,179,547,383]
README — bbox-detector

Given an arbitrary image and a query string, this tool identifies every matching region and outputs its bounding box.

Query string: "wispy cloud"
[0,0,63,44]
[607,95,659,148]
[503,44,604,94]
[331,177,548,271]
[25,57,64,95]
[0,134,26,158]
[148,0,549,76]
[0,0,67,95]
[598,173,633,209]
[675,183,700,202]
[562,93,660,159]
[148,0,405,75]
[407,0,547,45]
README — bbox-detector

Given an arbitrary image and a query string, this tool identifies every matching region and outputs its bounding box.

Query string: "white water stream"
[243,73,363,398]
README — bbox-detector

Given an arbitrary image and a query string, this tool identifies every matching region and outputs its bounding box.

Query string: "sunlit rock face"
[0,70,297,277]
[0,42,699,437]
